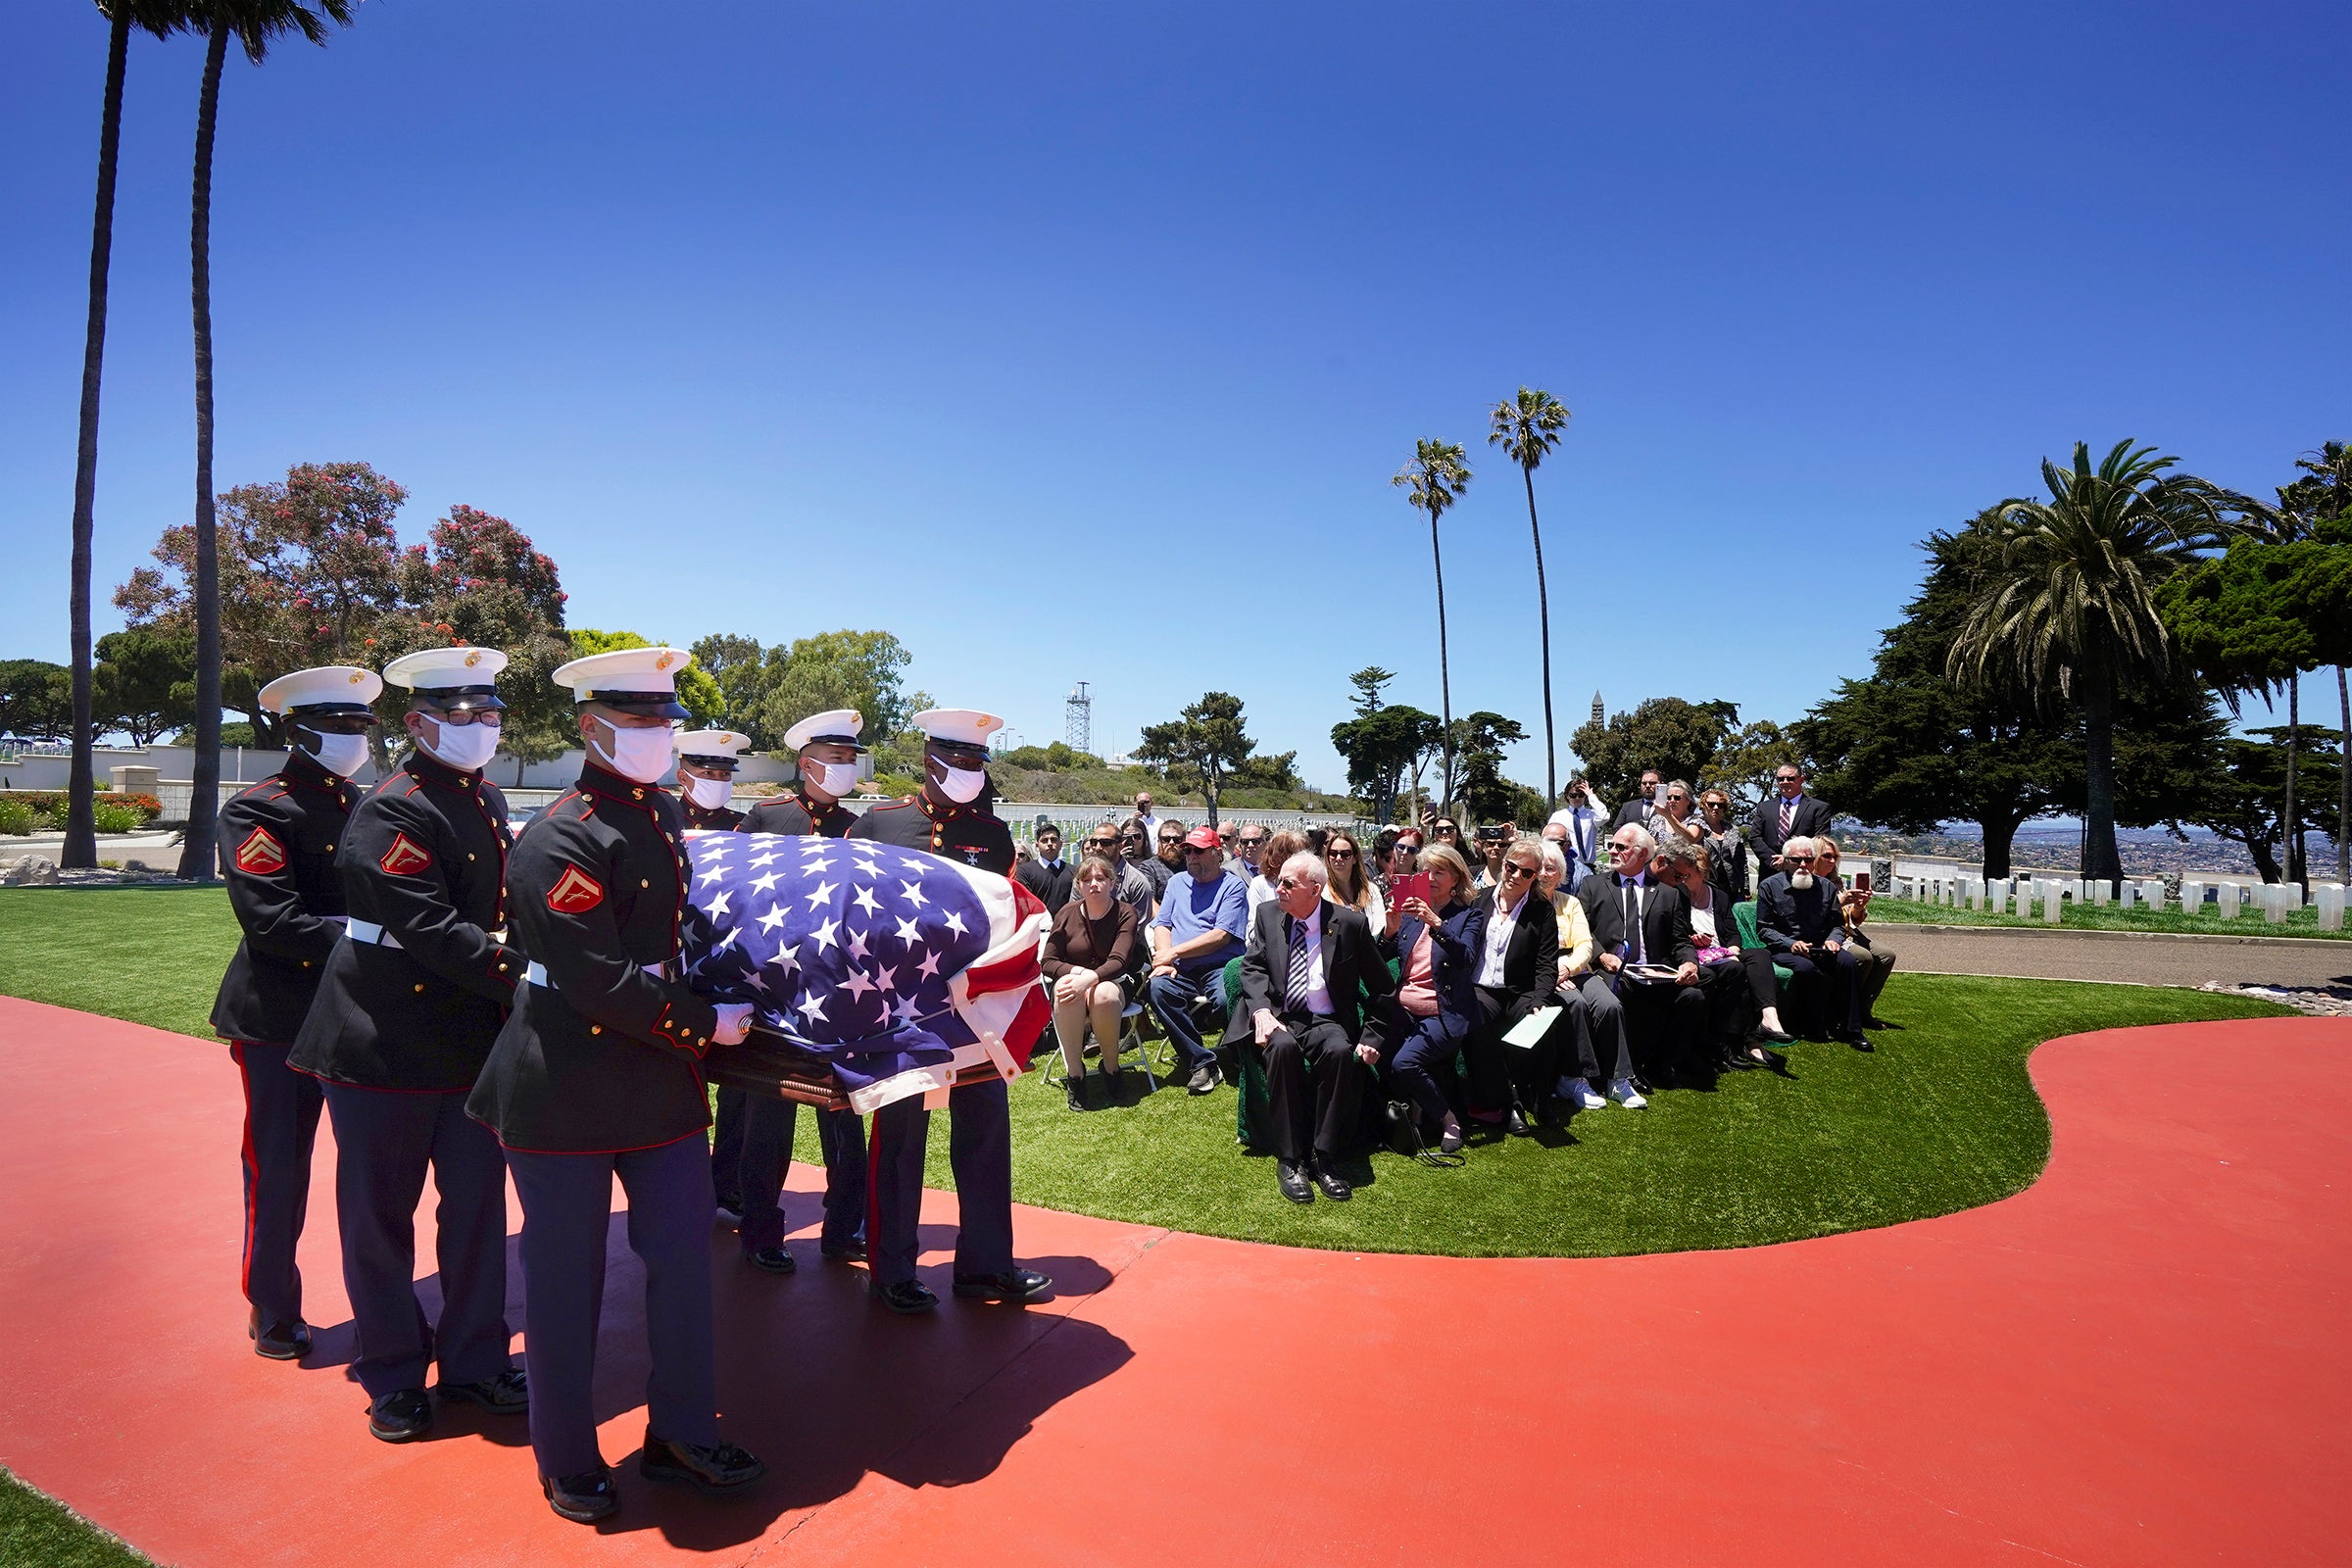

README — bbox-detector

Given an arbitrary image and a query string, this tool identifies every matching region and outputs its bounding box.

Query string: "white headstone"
[2182,878,2206,914]
[2139,878,2167,911]
[2090,880,2110,906]
[2042,879,2064,923]
[2215,883,2240,920]
[2318,884,2345,932]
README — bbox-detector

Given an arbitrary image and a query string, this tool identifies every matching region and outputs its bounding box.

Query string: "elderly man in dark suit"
[1755,835,1871,1049]
[1746,762,1834,877]
[1576,822,1709,1087]
[1231,852,1396,1204]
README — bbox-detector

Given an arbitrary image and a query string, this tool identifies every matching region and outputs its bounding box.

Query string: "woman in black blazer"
[1462,838,1562,1134]
[1373,844,1483,1155]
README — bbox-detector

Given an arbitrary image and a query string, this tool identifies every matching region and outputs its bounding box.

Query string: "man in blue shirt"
[1145,824,1250,1095]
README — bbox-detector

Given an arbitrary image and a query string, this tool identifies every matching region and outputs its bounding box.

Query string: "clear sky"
[4,2,2346,789]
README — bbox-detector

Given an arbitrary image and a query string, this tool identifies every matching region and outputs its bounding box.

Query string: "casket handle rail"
[703,1020,1004,1113]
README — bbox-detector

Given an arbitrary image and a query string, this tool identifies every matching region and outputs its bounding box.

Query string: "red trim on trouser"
[231,1043,261,1300]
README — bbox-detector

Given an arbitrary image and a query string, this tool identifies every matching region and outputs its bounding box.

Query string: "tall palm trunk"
[2337,664,2349,885]
[177,21,227,883]
[2283,672,2302,890]
[1428,510,1453,810]
[2081,664,2121,891]
[1521,464,1556,807]
[64,9,132,872]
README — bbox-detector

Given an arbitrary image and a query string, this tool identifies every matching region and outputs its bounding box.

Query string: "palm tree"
[1949,440,2249,891]
[65,3,191,873]
[1393,440,1471,809]
[2286,440,2352,883]
[1488,388,1572,807]
[176,0,354,882]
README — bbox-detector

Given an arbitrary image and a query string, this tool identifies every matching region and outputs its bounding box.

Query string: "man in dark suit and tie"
[1610,769,1662,831]
[1755,835,1871,1049]
[1576,823,1708,1086]
[1231,852,1396,1204]
[1015,822,1076,913]
[1747,763,1834,877]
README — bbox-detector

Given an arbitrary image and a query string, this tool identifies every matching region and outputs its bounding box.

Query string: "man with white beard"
[1754,834,1871,1050]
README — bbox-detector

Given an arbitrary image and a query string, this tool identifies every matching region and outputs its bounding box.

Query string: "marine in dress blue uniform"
[210,664,378,1360]
[721,710,870,1274]
[466,647,765,1525]
[846,709,1052,1314]
[673,728,748,833]
[286,646,528,1443]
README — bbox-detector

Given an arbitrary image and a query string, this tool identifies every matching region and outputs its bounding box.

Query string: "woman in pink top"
[1372,843,1481,1155]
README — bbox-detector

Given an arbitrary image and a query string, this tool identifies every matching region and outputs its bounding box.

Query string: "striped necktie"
[1286,913,1312,1012]
[1779,797,1794,838]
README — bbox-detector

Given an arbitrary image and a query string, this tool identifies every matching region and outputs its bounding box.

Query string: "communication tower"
[1064,681,1093,754]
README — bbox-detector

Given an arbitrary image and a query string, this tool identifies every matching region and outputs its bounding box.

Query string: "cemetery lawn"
[0,886,2290,1261]
[1868,894,2349,941]
[0,1467,150,1568]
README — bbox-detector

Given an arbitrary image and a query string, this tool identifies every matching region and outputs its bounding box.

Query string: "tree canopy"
[1137,691,1255,825]
[1570,696,1740,805]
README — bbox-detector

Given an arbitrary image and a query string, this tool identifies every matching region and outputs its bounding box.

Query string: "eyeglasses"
[1239,835,1265,846]
[1776,775,1801,785]
[1118,833,1143,844]
[1434,825,1460,838]
[1183,846,1216,857]
[1501,863,1538,881]
[434,709,502,728]
[1328,848,1356,859]
[1785,853,1815,862]
[1159,835,1183,845]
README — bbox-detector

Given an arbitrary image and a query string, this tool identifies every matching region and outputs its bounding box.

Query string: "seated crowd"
[1018,773,1895,1203]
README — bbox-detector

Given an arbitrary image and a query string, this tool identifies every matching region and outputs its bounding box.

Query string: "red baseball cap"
[1183,826,1221,850]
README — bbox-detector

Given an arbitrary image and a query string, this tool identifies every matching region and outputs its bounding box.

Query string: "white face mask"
[420,716,499,773]
[936,762,987,804]
[802,758,858,800]
[306,731,370,780]
[595,721,676,785]
[683,774,733,810]
[1790,869,1816,891]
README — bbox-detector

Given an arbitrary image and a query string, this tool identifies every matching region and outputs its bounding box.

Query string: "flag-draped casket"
[677,830,1051,1113]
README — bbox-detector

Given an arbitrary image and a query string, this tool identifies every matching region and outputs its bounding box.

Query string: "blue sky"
[4,2,2347,790]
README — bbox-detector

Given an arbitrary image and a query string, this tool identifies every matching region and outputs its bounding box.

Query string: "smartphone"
[1476,824,1506,842]
[1390,872,1432,911]
[1853,870,1872,893]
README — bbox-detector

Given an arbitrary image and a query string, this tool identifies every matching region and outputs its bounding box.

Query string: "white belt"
[525,959,668,990]
[347,918,401,950]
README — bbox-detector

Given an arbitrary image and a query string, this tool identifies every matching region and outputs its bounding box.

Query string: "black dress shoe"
[542,1467,617,1524]
[1505,1106,1531,1137]
[248,1308,310,1361]
[870,1278,939,1314]
[1753,1022,1795,1045]
[1843,1032,1876,1053]
[953,1267,1054,1302]
[640,1433,766,1494]
[1310,1161,1352,1201]
[746,1246,797,1275]
[1065,1077,1090,1112]
[436,1367,529,1414]
[1186,1063,1223,1096]
[1276,1159,1312,1204]
[368,1387,434,1444]
[819,1237,867,1263]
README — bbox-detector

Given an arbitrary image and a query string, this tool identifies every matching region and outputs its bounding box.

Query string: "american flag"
[677,830,1051,1113]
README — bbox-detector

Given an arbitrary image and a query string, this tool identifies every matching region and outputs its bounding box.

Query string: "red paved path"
[0,997,2344,1566]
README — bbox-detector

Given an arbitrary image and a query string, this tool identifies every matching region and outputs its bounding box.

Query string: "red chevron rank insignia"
[379,833,433,875]
[233,827,286,875]
[547,865,605,914]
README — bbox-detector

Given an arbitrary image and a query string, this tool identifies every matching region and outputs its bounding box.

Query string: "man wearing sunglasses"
[1748,763,1833,875]
[1146,825,1250,1095]
[1755,835,1870,1049]
[1084,825,1158,924]
[1463,838,1564,1133]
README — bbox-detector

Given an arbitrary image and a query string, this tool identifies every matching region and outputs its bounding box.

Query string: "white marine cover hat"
[257,664,382,719]
[551,646,694,719]
[782,709,866,753]
[674,729,751,768]
[911,708,1004,754]
[381,646,508,711]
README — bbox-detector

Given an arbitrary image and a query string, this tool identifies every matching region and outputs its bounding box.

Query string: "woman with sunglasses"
[1321,829,1386,933]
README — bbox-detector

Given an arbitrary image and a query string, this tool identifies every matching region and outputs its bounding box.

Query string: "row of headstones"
[1891,873,2347,931]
